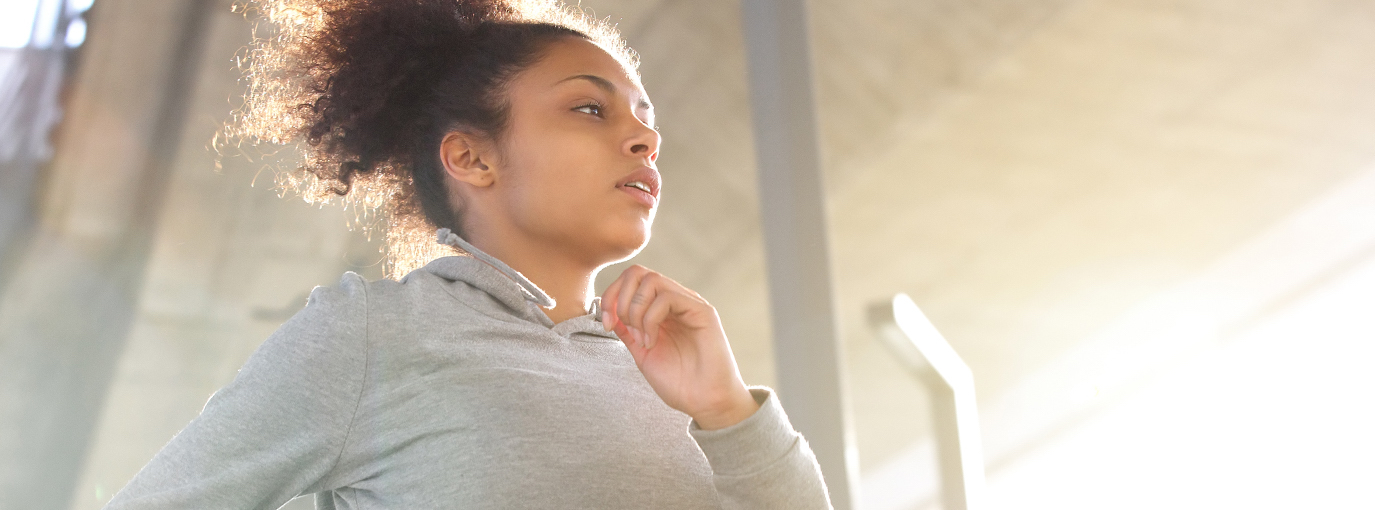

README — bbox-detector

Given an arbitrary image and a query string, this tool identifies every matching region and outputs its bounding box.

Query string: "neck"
[463,228,599,324]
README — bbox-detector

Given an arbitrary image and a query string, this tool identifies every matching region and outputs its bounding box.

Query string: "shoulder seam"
[324,273,370,485]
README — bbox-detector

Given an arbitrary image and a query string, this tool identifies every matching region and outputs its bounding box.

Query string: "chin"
[598,222,652,265]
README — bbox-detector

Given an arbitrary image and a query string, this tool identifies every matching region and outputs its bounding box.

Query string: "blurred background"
[1,0,1373,508]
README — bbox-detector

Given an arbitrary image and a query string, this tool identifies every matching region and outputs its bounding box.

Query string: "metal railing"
[869,293,986,510]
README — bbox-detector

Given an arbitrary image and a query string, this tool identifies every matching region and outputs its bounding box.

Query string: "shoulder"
[306,267,455,322]
[291,271,370,336]
[311,262,504,347]
[363,256,524,321]
[306,271,370,312]
[300,258,539,356]
[248,272,372,373]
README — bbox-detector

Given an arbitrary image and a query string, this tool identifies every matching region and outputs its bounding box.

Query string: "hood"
[416,228,611,339]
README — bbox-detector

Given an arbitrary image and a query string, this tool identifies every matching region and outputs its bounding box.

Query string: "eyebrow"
[558,74,654,111]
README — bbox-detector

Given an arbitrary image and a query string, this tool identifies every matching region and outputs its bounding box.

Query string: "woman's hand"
[600,265,759,430]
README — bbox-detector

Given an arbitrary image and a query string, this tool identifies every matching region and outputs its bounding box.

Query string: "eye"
[573,102,603,117]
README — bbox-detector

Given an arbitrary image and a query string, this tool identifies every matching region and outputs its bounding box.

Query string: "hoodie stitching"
[325,273,371,489]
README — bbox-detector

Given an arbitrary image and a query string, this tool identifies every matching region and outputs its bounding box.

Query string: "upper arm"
[105,273,370,510]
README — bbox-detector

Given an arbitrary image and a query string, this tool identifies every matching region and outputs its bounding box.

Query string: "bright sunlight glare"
[0,0,43,48]
[865,165,1375,510]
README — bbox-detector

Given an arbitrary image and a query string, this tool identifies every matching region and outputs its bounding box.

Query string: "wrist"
[692,387,760,430]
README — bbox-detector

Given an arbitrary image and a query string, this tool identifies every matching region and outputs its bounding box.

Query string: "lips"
[617,166,661,206]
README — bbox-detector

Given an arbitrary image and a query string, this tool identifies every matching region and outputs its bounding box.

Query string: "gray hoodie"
[105,230,832,509]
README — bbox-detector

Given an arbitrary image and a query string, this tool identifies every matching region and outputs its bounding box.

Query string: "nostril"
[631,143,648,153]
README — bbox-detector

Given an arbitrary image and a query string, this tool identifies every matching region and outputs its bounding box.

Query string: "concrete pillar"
[739,0,860,508]
[0,0,213,507]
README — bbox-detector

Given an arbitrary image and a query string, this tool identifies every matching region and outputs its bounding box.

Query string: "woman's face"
[475,36,660,267]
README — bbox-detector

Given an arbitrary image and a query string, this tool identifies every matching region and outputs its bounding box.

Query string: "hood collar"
[425,229,612,339]
[435,228,556,309]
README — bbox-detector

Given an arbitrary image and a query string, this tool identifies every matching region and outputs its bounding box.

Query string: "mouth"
[617,166,661,206]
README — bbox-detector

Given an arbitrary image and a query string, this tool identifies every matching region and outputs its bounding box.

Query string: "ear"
[440,131,497,188]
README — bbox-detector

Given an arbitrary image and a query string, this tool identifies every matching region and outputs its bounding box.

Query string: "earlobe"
[440,131,496,187]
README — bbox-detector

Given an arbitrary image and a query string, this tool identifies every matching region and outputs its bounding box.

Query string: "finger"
[615,321,646,363]
[615,266,651,331]
[614,316,643,350]
[600,271,625,330]
[623,273,660,335]
[608,297,647,350]
[640,293,675,351]
[601,265,644,330]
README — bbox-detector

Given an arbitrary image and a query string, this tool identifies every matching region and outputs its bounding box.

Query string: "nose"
[625,120,661,163]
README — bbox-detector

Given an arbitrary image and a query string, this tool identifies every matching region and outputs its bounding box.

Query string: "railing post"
[870,293,986,510]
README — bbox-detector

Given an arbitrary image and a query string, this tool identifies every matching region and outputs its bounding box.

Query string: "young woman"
[107,0,831,508]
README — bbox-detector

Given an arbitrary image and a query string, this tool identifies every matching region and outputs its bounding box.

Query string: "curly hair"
[218,0,639,277]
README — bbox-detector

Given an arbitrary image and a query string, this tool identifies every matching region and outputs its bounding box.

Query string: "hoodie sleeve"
[104,273,370,510]
[689,387,834,510]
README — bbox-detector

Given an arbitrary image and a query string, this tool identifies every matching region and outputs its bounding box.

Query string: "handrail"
[868,293,986,510]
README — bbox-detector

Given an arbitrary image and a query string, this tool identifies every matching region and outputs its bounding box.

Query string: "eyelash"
[573,102,657,130]
[573,102,604,117]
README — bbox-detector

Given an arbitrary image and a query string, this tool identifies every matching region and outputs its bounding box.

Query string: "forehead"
[516,36,646,96]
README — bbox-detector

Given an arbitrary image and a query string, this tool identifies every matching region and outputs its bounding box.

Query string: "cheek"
[502,138,603,220]
[497,123,651,252]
